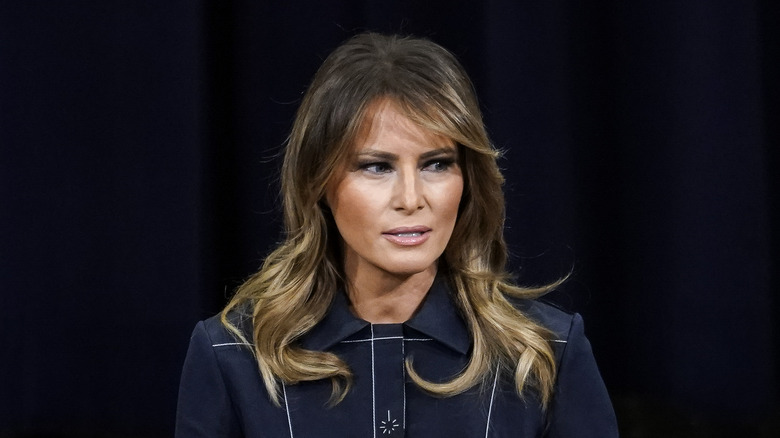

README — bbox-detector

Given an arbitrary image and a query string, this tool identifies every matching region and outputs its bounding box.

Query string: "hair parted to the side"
[221,32,561,408]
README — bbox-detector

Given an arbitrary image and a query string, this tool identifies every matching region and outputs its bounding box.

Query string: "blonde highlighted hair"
[222,33,559,408]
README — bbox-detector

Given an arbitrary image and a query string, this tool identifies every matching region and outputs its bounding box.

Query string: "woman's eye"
[423,159,454,172]
[360,162,392,174]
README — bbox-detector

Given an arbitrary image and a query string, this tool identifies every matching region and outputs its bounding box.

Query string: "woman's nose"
[393,170,424,212]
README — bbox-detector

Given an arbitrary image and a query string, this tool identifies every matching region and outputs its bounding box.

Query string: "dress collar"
[300,279,471,355]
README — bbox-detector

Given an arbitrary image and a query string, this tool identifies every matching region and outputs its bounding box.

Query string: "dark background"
[2,1,778,437]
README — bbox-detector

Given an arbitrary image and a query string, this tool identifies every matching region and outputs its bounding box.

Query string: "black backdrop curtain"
[2,1,777,436]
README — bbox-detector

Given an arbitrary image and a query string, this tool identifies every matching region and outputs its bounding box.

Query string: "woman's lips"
[382,227,431,246]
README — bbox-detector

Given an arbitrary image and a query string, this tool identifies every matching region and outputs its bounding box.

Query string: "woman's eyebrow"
[356,146,457,161]
[419,147,458,160]
[356,150,397,161]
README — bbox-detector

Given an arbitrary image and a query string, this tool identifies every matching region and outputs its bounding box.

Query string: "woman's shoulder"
[194,307,253,347]
[508,296,579,341]
[507,297,597,369]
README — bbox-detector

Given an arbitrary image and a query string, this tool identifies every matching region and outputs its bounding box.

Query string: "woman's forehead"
[352,98,454,152]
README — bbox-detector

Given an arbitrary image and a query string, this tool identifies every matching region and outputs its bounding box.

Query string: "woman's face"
[326,99,464,283]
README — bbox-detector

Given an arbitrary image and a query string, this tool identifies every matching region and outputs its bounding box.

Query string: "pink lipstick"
[382,226,431,246]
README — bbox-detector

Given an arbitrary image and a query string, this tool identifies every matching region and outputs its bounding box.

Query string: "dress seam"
[370,324,377,438]
[282,383,294,438]
[485,368,499,438]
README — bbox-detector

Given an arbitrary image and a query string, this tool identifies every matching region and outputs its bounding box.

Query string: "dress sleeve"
[545,313,619,437]
[175,321,243,437]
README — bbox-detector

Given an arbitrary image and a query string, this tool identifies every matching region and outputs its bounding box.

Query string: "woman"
[176,33,617,437]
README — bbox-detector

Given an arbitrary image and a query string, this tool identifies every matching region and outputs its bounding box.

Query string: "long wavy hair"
[222,32,559,408]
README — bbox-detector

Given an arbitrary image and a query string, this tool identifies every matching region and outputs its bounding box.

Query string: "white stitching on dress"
[282,383,294,438]
[340,336,404,343]
[211,342,252,348]
[370,324,377,438]
[484,368,499,438]
[340,337,433,344]
[401,335,406,430]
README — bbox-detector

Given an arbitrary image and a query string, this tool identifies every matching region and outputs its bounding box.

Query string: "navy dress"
[176,281,618,437]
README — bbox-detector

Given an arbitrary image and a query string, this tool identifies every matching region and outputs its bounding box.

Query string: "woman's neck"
[345,267,436,324]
